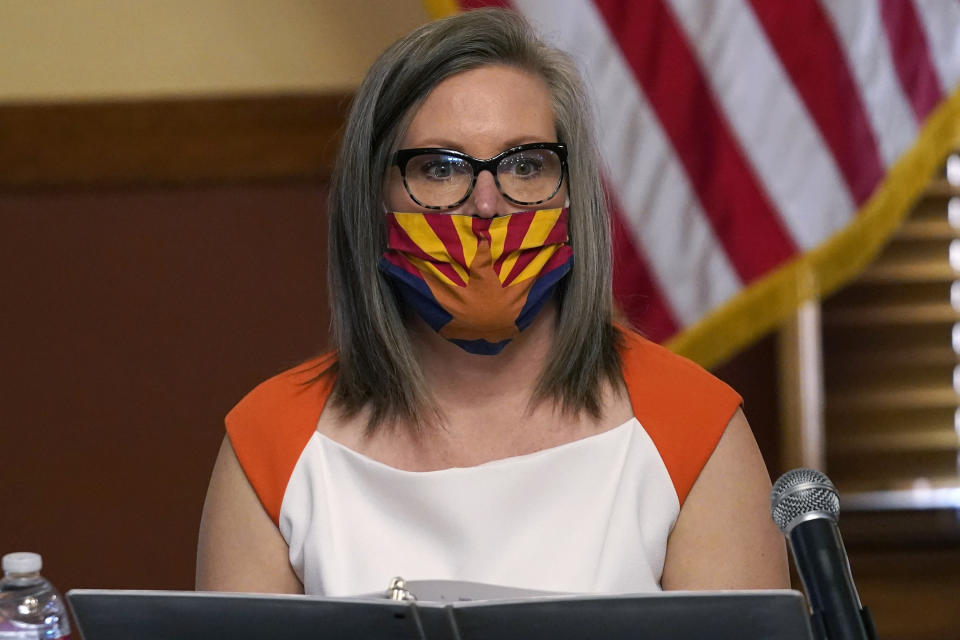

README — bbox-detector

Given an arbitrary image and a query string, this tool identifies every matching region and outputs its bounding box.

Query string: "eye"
[502,153,545,178]
[418,157,469,181]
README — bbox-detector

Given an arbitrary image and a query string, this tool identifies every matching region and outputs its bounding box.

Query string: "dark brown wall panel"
[712,332,782,477]
[0,95,349,188]
[0,184,329,591]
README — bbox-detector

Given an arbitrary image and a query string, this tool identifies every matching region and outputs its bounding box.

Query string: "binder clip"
[386,576,416,601]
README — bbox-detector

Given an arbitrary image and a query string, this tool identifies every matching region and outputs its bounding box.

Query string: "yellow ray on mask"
[393,213,454,263]
[407,255,467,287]
[488,215,511,262]
[495,209,563,282]
[520,208,564,248]
[508,244,560,286]
[451,215,478,269]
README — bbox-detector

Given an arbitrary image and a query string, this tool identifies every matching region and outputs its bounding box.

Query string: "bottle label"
[0,623,70,639]
[0,625,38,640]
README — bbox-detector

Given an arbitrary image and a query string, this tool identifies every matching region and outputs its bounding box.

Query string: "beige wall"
[0,0,430,102]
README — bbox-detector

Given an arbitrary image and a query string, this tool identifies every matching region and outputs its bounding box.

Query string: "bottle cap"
[2,552,42,574]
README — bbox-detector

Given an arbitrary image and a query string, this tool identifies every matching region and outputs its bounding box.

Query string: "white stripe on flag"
[820,0,918,166]
[912,0,960,93]
[669,0,856,250]
[514,0,742,326]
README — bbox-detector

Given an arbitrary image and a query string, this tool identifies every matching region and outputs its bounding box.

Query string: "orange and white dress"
[226,330,741,596]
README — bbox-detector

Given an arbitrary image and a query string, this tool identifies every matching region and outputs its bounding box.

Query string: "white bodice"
[278,417,680,596]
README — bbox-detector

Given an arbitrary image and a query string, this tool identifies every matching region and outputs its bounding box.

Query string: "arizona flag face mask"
[379,208,573,355]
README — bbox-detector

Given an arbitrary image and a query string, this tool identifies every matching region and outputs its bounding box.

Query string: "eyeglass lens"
[403,148,563,208]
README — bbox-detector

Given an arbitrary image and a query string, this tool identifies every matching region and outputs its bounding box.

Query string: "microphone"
[770,469,876,640]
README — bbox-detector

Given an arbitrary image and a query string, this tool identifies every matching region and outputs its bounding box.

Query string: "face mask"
[379,207,573,355]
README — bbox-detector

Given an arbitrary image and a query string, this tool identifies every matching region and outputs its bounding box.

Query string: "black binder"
[68,583,814,640]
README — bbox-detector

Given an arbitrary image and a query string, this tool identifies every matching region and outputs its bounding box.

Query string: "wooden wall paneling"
[844,510,960,640]
[0,94,351,188]
[711,331,783,477]
[0,184,332,592]
[0,95,347,593]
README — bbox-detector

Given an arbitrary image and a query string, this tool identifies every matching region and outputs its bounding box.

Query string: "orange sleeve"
[224,354,336,526]
[618,329,743,506]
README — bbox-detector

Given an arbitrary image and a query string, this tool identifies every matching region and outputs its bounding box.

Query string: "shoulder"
[616,326,742,505]
[617,327,739,403]
[225,353,337,525]
[226,353,337,432]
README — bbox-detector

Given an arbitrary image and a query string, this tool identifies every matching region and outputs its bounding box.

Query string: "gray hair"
[325,8,623,431]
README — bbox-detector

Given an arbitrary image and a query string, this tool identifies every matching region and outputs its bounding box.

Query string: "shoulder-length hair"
[326,8,623,432]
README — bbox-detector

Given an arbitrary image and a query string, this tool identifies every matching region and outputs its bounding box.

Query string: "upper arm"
[661,408,790,590]
[196,436,303,594]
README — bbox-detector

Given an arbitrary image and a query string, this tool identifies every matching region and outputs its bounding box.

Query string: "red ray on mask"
[423,213,469,269]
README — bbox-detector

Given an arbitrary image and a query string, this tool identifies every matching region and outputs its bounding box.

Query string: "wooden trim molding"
[0,93,352,188]
[777,300,826,472]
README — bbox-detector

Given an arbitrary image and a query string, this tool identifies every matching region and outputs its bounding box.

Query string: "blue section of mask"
[449,337,512,356]
[378,258,452,332]
[514,256,573,331]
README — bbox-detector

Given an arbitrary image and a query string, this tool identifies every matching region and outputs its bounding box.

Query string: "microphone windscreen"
[770,468,840,534]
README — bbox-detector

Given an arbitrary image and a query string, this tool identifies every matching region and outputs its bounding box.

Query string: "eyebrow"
[404,136,558,154]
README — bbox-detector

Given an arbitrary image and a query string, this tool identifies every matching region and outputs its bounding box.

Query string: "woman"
[196,8,788,596]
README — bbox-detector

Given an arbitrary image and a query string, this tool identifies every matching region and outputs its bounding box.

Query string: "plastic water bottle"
[0,553,71,640]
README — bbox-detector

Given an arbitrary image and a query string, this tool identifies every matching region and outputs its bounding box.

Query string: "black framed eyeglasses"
[392,142,567,210]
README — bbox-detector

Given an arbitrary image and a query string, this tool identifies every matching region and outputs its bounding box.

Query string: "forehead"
[400,65,557,156]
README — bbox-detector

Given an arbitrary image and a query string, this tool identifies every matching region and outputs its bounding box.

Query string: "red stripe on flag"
[749,0,884,204]
[880,0,944,123]
[593,0,798,283]
[609,194,679,342]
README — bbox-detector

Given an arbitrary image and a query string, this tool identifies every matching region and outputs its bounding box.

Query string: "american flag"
[427,0,960,367]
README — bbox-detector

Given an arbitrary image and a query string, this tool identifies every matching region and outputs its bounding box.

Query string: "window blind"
[822,152,960,500]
